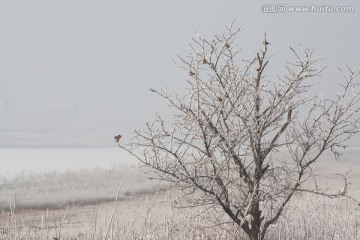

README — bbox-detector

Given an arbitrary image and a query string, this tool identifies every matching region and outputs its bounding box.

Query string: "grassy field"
[0,165,162,210]
[0,153,359,239]
[0,190,359,240]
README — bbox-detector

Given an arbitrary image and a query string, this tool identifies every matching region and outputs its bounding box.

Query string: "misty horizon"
[1,1,359,148]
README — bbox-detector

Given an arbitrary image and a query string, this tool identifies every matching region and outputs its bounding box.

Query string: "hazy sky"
[0,0,359,148]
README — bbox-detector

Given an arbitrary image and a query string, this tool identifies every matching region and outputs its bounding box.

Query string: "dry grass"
[0,190,359,240]
[0,159,359,240]
[0,165,162,210]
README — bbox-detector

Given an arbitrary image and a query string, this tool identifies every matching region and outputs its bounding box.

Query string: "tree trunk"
[247,232,259,240]
[242,222,260,240]
[248,190,261,240]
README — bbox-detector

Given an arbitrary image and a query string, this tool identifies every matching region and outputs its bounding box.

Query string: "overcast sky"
[0,0,359,148]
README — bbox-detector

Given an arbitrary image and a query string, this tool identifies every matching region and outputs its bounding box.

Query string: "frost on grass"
[0,165,163,210]
[0,192,359,240]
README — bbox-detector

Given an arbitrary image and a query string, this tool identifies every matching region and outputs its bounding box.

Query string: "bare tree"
[118,23,360,240]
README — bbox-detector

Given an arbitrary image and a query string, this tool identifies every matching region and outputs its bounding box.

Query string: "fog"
[0,0,359,149]
[0,148,136,177]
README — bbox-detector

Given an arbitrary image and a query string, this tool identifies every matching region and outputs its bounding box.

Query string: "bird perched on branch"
[263,33,270,45]
[263,40,270,45]
[114,135,122,143]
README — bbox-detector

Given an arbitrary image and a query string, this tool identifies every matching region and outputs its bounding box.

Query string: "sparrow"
[114,135,122,143]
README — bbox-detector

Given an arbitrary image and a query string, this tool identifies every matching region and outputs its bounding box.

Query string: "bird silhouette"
[114,135,122,143]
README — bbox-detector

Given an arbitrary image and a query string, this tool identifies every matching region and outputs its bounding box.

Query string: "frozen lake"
[0,146,359,178]
[0,147,136,178]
